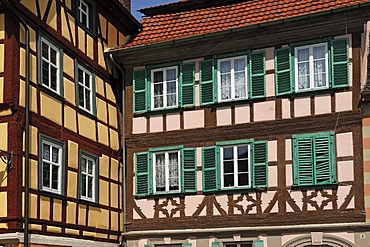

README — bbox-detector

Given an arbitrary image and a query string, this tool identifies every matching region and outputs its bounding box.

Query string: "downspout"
[109,54,127,247]
[3,1,30,246]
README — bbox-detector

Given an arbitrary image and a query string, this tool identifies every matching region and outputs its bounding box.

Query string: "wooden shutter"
[253,141,268,188]
[331,38,349,88]
[314,133,335,184]
[275,47,293,95]
[293,137,314,186]
[212,242,220,247]
[254,240,264,247]
[180,62,195,107]
[202,146,219,192]
[133,69,148,113]
[183,243,192,247]
[135,152,150,196]
[200,59,216,105]
[182,148,197,193]
[250,51,266,99]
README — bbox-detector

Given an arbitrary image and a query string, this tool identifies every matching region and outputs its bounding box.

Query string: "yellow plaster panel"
[96,233,108,240]
[68,140,79,169]
[99,155,109,178]
[29,224,42,231]
[61,8,71,43]
[78,204,87,225]
[119,33,126,46]
[0,77,4,103]
[39,0,48,22]
[108,104,118,129]
[97,209,109,229]
[64,105,77,132]
[88,206,100,227]
[78,27,85,54]
[0,123,7,151]
[29,193,37,219]
[0,192,7,217]
[68,13,76,46]
[83,231,95,237]
[0,158,7,187]
[30,28,37,53]
[111,211,119,231]
[40,92,62,125]
[106,83,116,103]
[107,22,117,48]
[40,196,50,220]
[20,0,37,17]
[53,199,63,222]
[96,77,105,97]
[47,226,61,233]
[63,54,75,79]
[96,98,108,123]
[98,41,106,69]
[110,129,119,150]
[64,77,76,105]
[30,84,38,114]
[46,1,57,31]
[99,180,109,206]
[67,171,78,198]
[30,125,38,155]
[0,223,7,230]
[87,35,94,60]
[111,183,118,208]
[29,159,38,190]
[20,48,26,77]
[20,80,25,107]
[0,44,4,73]
[0,14,4,40]
[66,201,76,224]
[65,228,79,235]
[99,14,107,40]
[78,113,96,141]
[97,123,109,146]
[111,159,119,182]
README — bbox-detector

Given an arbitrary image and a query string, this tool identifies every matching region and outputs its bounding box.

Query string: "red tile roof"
[114,0,370,50]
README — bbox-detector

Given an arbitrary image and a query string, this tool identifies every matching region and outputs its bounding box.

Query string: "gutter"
[122,222,370,237]
[2,1,30,246]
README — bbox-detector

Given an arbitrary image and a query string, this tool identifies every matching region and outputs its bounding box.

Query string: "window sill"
[282,86,349,98]
[203,187,267,195]
[39,190,66,201]
[76,107,97,120]
[76,21,96,38]
[291,183,338,191]
[135,192,190,199]
[39,85,64,102]
[78,198,99,207]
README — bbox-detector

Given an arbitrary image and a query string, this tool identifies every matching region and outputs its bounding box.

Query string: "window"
[76,64,95,114]
[294,43,328,91]
[39,135,65,194]
[135,147,196,196]
[79,151,98,202]
[202,140,267,192]
[133,62,195,113]
[151,66,178,110]
[224,243,252,247]
[217,56,248,101]
[275,38,349,96]
[292,132,337,187]
[39,37,62,94]
[77,0,94,31]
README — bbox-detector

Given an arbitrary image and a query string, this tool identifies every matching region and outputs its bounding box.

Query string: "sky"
[131,0,178,20]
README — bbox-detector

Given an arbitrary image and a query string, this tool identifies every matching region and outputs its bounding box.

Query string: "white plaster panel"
[268,140,277,162]
[217,106,232,126]
[164,238,171,244]
[139,239,148,247]
[233,235,241,242]
[186,195,206,217]
[268,166,278,188]
[294,96,311,117]
[264,47,275,70]
[326,232,355,245]
[286,164,293,187]
[166,113,180,131]
[282,234,306,245]
[314,94,331,115]
[235,104,250,124]
[286,139,292,161]
[287,191,303,212]
[197,170,202,192]
[337,160,354,182]
[266,74,275,97]
[214,195,228,216]
[254,101,275,122]
[337,185,354,209]
[132,117,146,134]
[335,91,352,112]
[336,132,353,157]
[150,115,163,133]
[282,98,291,119]
[261,191,278,213]
[135,199,154,219]
[196,147,202,167]
[195,84,200,107]
[184,110,204,129]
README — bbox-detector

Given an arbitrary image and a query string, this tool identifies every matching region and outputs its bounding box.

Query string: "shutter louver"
[135,152,149,196]
[253,141,268,187]
[331,38,349,88]
[133,69,147,112]
[314,135,332,184]
[254,240,264,247]
[182,148,197,193]
[200,59,216,105]
[180,62,195,107]
[202,146,218,192]
[275,47,293,95]
[296,138,314,186]
[212,243,220,247]
[250,52,266,99]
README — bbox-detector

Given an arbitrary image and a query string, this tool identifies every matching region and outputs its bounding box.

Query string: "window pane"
[51,164,59,190]
[234,72,246,98]
[168,152,179,191]
[52,146,59,163]
[237,146,248,159]
[42,61,49,86]
[85,88,91,110]
[220,61,231,73]
[167,81,176,94]
[313,46,326,59]
[50,48,57,65]
[154,96,163,108]
[167,95,176,107]
[238,160,248,173]
[223,160,234,173]
[298,62,310,89]
[81,158,86,172]
[155,154,165,191]
[42,42,49,59]
[51,67,57,90]
[78,69,83,84]
[81,174,86,196]
[223,147,233,160]
[42,162,50,187]
[85,74,90,88]
[234,58,245,71]
[43,143,50,160]
[154,71,163,83]
[154,83,163,96]
[224,174,234,187]
[78,85,85,107]
[88,176,93,198]
[238,174,249,186]
[166,69,176,81]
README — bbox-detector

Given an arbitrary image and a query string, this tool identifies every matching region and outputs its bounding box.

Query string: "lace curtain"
[155,153,179,191]
[220,59,246,100]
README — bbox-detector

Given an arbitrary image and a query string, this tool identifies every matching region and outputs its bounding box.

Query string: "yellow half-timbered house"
[0,0,141,246]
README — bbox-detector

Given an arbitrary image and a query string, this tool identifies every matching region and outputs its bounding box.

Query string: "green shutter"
[293,137,314,186]
[182,148,197,193]
[275,47,293,95]
[250,51,266,99]
[253,141,268,188]
[314,133,336,184]
[200,59,216,105]
[183,243,192,247]
[135,152,150,196]
[133,69,148,113]
[144,244,152,247]
[202,146,219,192]
[180,62,195,107]
[254,240,264,247]
[331,38,349,88]
[212,242,220,247]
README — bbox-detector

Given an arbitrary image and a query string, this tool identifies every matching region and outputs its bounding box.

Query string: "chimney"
[118,0,131,12]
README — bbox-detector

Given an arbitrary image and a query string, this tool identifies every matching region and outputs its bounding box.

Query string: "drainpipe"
[109,54,127,247]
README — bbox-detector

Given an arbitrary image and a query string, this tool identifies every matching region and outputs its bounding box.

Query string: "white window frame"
[220,144,251,189]
[41,140,63,194]
[80,154,96,202]
[77,65,93,114]
[153,150,181,194]
[78,0,90,29]
[40,37,60,94]
[224,243,252,247]
[217,55,248,102]
[294,42,329,92]
[151,66,179,110]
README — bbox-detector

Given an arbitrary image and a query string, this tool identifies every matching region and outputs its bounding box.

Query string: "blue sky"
[132,0,178,20]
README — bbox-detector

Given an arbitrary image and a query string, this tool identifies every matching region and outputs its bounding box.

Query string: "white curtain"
[220,61,231,100]
[166,69,177,107]
[234,59,246,98]
[153,71,164,108]
[313,46,326,87]
[297,48,310,89]
[168,153,179,189]
[155,154,166,190]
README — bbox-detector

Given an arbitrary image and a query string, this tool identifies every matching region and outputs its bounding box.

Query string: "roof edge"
[112,0,142,31]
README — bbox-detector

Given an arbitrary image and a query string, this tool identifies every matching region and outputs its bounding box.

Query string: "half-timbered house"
[0,0,141,246]
[109,0,370,246]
